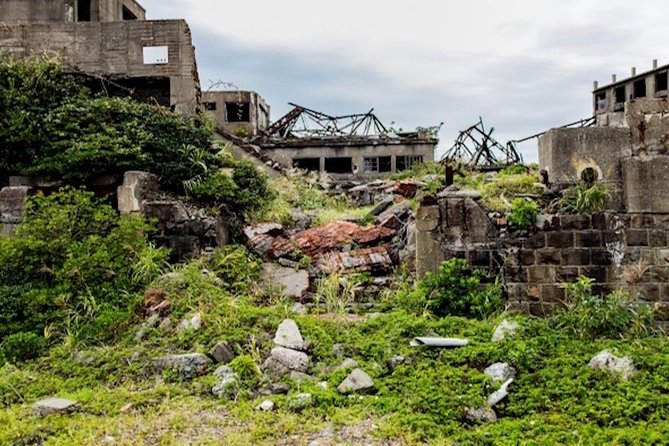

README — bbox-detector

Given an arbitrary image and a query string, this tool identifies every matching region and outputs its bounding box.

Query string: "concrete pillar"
[319,157,325,173]
[117,171,159,214]
[391,155,397,173]
[415,205,444,278]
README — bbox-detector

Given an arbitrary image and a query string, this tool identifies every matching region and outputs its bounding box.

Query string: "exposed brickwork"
[418,197,669,318]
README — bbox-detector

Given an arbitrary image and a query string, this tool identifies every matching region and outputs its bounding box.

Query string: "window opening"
[204,102,217,111]
[655,72,668,93]
[397,155,424,171]
[293,158,320,171]
[633,79,646,98]
[225,102,250,122]
[324,157,352,174]
[122,6,138,20]
[595,92,606,111]
[77,0,91,21]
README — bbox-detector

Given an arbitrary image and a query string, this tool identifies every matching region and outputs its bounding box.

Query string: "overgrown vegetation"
[397,258,502,318]
[508,197,539,229]
[555,180,609,214]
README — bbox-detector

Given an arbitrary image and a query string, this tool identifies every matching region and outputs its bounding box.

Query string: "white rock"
[484,362,517,382]
[274,319,307,351]
[589,350,636,380]
[176,312,203,332]
[336,358,359,371]
[491,319,519,342]
[337,368,375,394]
[264,347,309,375]
[257,400,275,411]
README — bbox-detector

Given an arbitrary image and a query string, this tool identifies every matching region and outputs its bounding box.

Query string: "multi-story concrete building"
[0,0,201,114]
[203,90,270,137]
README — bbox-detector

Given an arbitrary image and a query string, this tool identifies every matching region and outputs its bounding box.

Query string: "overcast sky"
[143,0,668,161]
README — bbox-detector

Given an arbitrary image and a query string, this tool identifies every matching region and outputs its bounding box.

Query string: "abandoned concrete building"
[202,90,270,138]
[0,0,201,114]
[215,101,438,179]
[417,60,669,323]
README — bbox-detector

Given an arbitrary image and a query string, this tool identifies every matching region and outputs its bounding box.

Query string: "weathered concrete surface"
[415,204,444,279]
[33,397,79,416]
[0,186,30,224]
[622,155,669,213]
[261,263,309,298]
[203,90,270,137]
[1,0,146,23]
[117,171,158,214]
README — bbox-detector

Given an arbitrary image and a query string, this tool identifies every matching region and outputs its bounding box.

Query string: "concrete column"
[415,205,444,278]
[391,155,397,173]
[319,157,325,173]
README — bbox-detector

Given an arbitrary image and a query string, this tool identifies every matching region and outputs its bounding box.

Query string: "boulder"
[263,347,309,376]
[33,398,78,416]
[244,222,284,240]
[273,319,307,351]
[484,362,517,383]
[491,319,519,342]
[209,341,236,364]
[589,350,636,380]
[176,312,203,332]
[257,400,275,411]
[262,263,310,299]
[387,355,406,373]
[212,373,240,398]
[335,358,359,371]
[288,393,313,412]
[337,368,375,394]
[154,353,212,380]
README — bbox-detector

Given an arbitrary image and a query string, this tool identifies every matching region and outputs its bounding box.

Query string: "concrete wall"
[203,90,270,137]
[0,0,145,23]
[0,20,200,114]
[416,196,669,324]
[260,140,436,179]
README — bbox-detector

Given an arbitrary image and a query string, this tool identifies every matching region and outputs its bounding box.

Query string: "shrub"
[552,275,657,338]
[0,188,168,342]
[1,332,46,362]
[397,258,502,318]
[508,197,538,229]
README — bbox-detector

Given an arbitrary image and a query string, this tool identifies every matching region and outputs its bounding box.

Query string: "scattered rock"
[318,381,328,390]
[269,383,290,395]
[332,344,345,357]
[290,371,316,383]
[262,264,310,298]
[288,393,313,411]
[487,378,513,407]
[290,302,308,315]
[484,362,516,383]
[273,319,307,351]
[154,353,212,380]
[209,341,236,364]
[368,196,394,217]
[158,317,173,333]
[589,350,636,380]
[120,403,134,413]
[337,368,375,394]
[291,209,312,231]
[176,312,203,333]
[376,202,412,225]
[257,400,275,411]
[212,373,240,398]
[336,358,359,371]
[491,319,519,342]
[464,406,497,424]
[102,435,116,444]
[213,365,235,378]
[387,355,406,373]
[33,398,79,416]
[244,222,284,240]
[263,347,309,376]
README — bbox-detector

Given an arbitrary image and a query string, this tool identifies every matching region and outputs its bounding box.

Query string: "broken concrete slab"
[33,398,79,416]
[262,263,310,298]
[316,246,394,275]
[0,186,30,224]
[117,171,158,215]
[491,320,520,342]
[376,202,412,225]
[244,222,284,240]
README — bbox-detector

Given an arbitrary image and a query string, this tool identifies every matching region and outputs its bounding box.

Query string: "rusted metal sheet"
[393,179,423,198]
[317,245,394,274]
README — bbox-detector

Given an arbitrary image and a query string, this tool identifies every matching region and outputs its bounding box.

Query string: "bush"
[1,332,46,362]
[552,275,657,338]
[508,197,538,229]
[397,258,502,318]
[0,188,169,342]
[557,180,608,214]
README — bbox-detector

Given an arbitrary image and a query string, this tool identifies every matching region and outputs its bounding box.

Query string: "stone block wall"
[416,195,669,320]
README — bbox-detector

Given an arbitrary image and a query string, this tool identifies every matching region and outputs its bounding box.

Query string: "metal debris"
[410,337,469,348]
[443,117,522,168]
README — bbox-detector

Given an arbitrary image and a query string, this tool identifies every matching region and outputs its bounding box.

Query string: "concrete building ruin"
[0,0,201,114]
[417,61,669,324]
[213,98,439,179]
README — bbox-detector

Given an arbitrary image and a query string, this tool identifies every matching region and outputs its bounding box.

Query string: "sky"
[143,0,669,161]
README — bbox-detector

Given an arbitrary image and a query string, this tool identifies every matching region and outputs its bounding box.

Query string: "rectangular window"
[397,155,423,171]
[633,79,646,98]
[293,158,320,171]
[77,0,91,21]
[595,92,606,111]
[324,157,352,173]
[655,71,668,94]
[204,102,217,111]
[225,102,250,122]
[363,157,379,173]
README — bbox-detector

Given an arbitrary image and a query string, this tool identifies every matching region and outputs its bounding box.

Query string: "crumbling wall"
[416,196,669,321]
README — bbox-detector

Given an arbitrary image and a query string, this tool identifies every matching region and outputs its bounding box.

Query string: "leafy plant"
[553,275,657,338]
[556,180,608,214]
[508,197,538,229]
[397,258,502,318]
[0,332,46,363]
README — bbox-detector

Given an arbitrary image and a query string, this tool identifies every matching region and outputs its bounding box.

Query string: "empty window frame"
[633,79,646,98]
[324,157,352,173]
[595,92,606,111]
[225,102,250,122]
[204,102,217,111]
[655,71,668,94]
[122,6,138,20]
[363,156,392,173]
[396,155,424,171]
[613,86,626,111]
[293,158,320,171]
[77,0,91,21]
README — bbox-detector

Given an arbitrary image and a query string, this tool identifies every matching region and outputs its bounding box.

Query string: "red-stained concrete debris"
[317,246,394,274]
[280,221,396,258]
[393,179,424,198]
[247,233,277,256]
